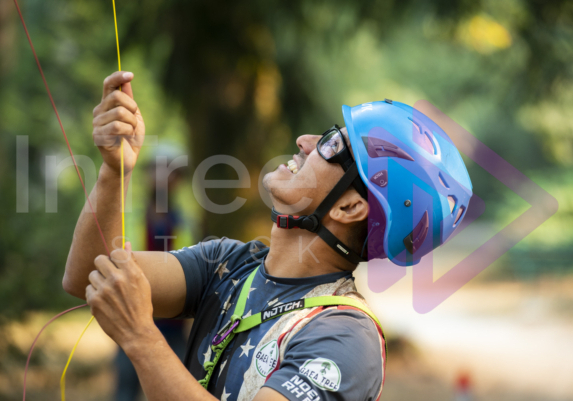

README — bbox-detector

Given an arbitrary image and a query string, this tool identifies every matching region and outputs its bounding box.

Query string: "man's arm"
[87,248,288,401]
[128,333,288,401]
[125,323,288,401]
[63,71,186,318]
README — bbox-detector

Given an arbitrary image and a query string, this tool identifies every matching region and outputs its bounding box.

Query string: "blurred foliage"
[1,0,573,319]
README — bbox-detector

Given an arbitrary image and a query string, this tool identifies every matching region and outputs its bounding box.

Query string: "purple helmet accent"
[342,101,473,266]
[404,211,429,254]
[370,170,388,188]
[362,137,415,161]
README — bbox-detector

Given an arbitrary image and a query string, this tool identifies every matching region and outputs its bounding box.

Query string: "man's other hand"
[86,248,156,349]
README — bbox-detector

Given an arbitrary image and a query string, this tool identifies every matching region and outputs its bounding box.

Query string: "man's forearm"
[63,162,130,298]
[124,327,217,401]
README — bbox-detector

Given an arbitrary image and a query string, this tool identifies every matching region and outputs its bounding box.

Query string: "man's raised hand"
[92,71,145,175]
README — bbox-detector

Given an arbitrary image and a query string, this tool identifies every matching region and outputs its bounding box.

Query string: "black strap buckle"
[276,214,298,229]
[275,213,319,232]
[300,215,319,232]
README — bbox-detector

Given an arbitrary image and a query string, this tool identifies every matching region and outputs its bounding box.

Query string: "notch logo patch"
[261,299,304,322]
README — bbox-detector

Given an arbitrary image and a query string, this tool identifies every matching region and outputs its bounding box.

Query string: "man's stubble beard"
[262,170,296,209]
[261,171,273,194]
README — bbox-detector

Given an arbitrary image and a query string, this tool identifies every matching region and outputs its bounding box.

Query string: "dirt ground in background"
[355,272,573,401]
[381,337,573,401]
[2,277,573,400]
[0,309,117,400]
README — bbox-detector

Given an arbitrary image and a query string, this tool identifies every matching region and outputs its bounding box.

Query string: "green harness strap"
[198,267,385,389]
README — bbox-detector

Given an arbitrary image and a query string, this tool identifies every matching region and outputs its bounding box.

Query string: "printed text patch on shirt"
[261,299,305,322]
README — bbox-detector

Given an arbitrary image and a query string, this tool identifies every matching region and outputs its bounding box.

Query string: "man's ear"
[329,190,369,224]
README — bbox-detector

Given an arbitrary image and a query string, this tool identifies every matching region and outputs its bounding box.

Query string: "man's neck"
[264,224,356,279]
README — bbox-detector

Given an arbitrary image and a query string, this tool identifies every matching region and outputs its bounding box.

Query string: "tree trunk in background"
[130,1,313,242]
[0,0,17,78]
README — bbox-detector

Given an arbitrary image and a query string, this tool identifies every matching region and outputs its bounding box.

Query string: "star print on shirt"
[219,359,228,377]
[215,261,230,279]
[239,338,255,358]
[265,279,276,285]
[221,387,231,401]
[242,309,252,318]
[267,298,279,307]
[221,294,232,314]
[232,279,239,286]
[246,287,256,300]
[203,349,211,364]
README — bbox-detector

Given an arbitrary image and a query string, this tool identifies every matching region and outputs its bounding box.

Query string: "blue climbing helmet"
[343,100,473,266]
[271,99,472,267]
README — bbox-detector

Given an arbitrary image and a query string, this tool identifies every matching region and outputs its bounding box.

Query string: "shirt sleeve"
[263,308,385,401]
[169,237,244,318]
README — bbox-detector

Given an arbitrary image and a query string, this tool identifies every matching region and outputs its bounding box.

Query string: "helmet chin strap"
[271,163,366,265]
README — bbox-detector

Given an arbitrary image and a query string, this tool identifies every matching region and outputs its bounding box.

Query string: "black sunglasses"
[317,124,354,171]
[317,124,368,199]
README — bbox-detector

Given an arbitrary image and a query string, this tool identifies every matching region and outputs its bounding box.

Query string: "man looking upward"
[63,71,472,401]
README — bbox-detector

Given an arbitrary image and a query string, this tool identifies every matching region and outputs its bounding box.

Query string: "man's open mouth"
[286,159,298,174]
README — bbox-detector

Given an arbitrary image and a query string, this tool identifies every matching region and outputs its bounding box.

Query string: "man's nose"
[296,135,321,155]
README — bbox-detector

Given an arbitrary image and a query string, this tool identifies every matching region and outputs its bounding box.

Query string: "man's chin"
[262,168,316,214]
[262,167,291,191]
[272,198,315,215]
[261,170,276,194]
[265,189,315,215]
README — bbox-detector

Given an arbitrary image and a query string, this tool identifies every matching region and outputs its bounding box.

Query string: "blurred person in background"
[144,145,185,253]
[62,71,471,401]
[454,371,473,401]
[115,146,187,401]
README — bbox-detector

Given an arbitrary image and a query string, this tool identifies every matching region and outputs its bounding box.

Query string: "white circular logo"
[299,357,341,391]
[255,340,278,377]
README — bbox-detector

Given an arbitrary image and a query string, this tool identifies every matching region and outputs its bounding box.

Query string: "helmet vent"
[439,172,450,188]
[403,211,429,254]
[447,195,456,214]
[411,118,421,135]
[425,131,437,155]
[409,117,437,155]
[454,205,466,226]
[362,136,414,161]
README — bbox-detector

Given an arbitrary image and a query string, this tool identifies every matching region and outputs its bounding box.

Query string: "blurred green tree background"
[1,0,572,320]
